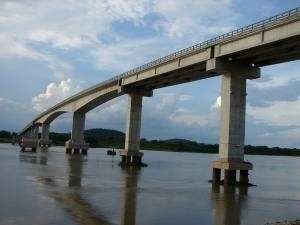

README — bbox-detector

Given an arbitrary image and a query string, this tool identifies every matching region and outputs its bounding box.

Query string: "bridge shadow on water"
[19,152,250,225]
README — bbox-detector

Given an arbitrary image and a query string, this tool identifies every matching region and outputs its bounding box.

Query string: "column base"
[65,140,89,155]
[39,139,52,151]
[210,159,253,186]
[119,150,147,167]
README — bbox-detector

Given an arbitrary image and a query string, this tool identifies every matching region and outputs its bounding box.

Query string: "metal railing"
[20,7,300,134]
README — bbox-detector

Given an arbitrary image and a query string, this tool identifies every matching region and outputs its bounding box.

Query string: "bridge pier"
[120,93,145,167]
[209,59,260,185]
[39,123,52,150]
[20,125,39,152]
[65,112,89,155]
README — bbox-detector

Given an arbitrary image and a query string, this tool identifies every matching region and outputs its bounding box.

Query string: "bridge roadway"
[19,8,300,185]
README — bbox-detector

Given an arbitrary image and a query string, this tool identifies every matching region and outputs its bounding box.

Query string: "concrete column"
[39,123,52,149]
[239,170,249,185]
[71,112,85,142]
[212,168,221,184]
[224,170,236,185]
[125,94,143,152]
[41,123,50,141]
[65,112,89,154]
[20,126,39,152]
[33,125,39,139]
[210,62,260,185]
[219,72,246,161]
[120,94,144,166]
[28,128,33,138]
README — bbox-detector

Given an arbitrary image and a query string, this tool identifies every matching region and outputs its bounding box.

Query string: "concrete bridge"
[19,8,300,185]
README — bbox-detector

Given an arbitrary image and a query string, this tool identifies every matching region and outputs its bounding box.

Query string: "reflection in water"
[19,153,48,165]
[211,184,248,225]
[68,155,86,188]
[36,155,113,225]
[121,168,140,225]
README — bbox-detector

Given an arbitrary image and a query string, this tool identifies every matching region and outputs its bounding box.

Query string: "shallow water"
[1,143,300,225]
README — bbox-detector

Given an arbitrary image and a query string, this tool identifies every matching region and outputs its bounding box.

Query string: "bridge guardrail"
[20,7,300,134]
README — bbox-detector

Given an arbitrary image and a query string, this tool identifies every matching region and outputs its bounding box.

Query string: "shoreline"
[3,141,300,157]
[265,220,300,225]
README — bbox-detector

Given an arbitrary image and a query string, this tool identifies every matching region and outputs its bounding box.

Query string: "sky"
[0,0,299,148]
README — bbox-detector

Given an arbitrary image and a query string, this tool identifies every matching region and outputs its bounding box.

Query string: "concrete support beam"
[120,93,145,166]
[65,112,89,155]
[41,123,50,140]
[72,112,85,142]
[219,73,246,161]
[39,123,52,149]
[33,125,39,139]
[211,59,260,185]
[20,125,39,152]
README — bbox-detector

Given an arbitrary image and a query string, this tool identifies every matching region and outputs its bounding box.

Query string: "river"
[0,143,300,225]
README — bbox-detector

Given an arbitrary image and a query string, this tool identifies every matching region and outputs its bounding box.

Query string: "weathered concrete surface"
[120,94,144,165]
[124,94,143,152]
[210,61,259,184]
[20,138,38,151]
[65,112,89,154]
[39,123,52,148]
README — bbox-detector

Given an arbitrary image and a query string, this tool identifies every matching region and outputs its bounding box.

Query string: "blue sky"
[0,0,299,148]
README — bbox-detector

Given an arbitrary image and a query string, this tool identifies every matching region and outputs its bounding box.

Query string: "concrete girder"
[35,85,120,125]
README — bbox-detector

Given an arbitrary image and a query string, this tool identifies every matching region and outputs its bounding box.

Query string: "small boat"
[107,148,116,156]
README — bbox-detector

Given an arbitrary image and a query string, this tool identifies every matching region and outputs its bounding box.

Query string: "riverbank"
[2,128,300,156]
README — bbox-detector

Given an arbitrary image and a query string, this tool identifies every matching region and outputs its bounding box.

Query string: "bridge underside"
[125,35,300,91]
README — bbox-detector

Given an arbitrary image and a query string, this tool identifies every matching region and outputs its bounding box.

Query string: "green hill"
[1,129,300,156]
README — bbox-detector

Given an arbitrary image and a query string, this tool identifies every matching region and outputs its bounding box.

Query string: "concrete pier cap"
[206,58,261,79]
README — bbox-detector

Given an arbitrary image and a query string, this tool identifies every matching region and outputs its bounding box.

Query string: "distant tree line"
[1,129,300,156]
[0,130,17,142]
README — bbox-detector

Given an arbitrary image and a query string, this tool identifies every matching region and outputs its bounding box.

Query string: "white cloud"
[249,62,300,89]
[32,79,82,112]
[0,97,28,113]
[211,96,221,110]
[91,37,163,71]
[249,74,300,89]
[169,108,209,128]
[0,0,152,82]
[0,0,239,75]
[247,97,300,126]
[153,0,236,38]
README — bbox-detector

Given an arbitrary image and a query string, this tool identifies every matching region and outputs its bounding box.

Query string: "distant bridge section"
[19,8,300,183]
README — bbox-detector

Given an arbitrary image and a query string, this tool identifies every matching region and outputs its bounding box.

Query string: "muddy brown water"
[1,143,300,225]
